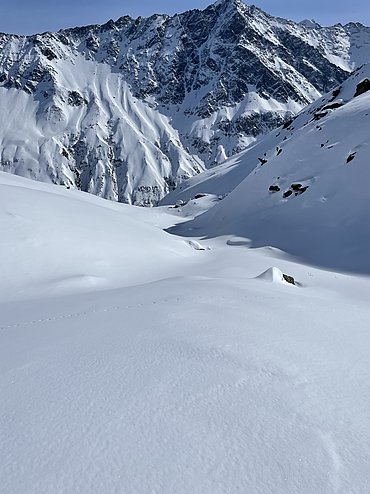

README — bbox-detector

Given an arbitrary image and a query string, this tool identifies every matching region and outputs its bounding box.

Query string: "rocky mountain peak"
[299,19,322,29]
[211,0,245,11]
[0,1,370,205]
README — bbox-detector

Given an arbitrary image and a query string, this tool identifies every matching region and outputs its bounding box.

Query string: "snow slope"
[0,171,196,300]
[170,64,370,274]
[2,172,370,493]
[0,59,202,206]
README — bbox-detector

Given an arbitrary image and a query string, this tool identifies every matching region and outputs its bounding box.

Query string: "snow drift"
[0,172,194,300]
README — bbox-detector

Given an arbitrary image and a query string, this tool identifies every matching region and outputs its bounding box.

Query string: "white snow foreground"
[0,172,197,300]
[1,173,370,493]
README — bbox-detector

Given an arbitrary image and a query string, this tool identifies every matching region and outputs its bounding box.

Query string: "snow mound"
[187,240,209,251]
[0,172,193,300]
[255,267,284,283]
[255,267,297,286]
[226,236,251,246]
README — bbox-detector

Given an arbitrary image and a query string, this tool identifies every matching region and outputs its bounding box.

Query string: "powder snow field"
[2,172,370,493]
[0,171,197,300]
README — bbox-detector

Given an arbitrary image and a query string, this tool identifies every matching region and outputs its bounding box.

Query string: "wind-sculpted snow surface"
[1,0,370,203]
[170,63,370,273]
[0,172,197,299]
[2,172,370,493]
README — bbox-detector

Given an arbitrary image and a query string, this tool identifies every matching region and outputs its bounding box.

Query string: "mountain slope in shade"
[1,0,370,203]
[170,64,370,273]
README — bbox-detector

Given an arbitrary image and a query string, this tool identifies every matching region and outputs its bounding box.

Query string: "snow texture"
[1,171,370,493]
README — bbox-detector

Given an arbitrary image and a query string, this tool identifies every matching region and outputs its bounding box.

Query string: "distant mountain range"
[1,0,370,204]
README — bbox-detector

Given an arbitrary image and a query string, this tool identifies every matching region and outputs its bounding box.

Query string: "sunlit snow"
[2,165,370,493]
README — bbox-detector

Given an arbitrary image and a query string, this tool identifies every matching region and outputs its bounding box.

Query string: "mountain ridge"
[1,1,370,204]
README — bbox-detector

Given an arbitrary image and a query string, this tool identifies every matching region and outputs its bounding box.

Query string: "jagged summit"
[211,0,245,10]
[210,0,239,7]
[0,1,370,204]
[299,19,322,29]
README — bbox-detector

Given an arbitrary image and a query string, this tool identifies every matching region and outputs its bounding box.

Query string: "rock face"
[1,0,370,204]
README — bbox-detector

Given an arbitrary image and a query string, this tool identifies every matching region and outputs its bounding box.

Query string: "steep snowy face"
[1,0,370,204]
[0,61,203,205]
[174,63,370,273]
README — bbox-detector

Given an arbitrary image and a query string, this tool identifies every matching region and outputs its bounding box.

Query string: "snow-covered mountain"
[169,63,370,273]
[1,0,370,204]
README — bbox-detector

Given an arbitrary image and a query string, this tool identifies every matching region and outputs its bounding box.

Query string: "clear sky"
[0,0,369,35]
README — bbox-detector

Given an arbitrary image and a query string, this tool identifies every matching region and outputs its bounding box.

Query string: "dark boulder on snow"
[269,185,280,192]
[282,274,295,285]
[346,153,356,163]
[255,267,296,286]
[322,101,344,111]
[291,183,303,191]
[354,79,370,97]
[346,152,356,163]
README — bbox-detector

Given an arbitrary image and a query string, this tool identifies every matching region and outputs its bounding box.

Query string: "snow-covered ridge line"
[1,0,370,204]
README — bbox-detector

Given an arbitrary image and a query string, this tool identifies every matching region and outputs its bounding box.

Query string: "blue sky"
[0,0,369,35]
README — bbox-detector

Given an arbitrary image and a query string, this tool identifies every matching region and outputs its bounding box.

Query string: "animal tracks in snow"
[0,305,121,331]
[0,295,180,332]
